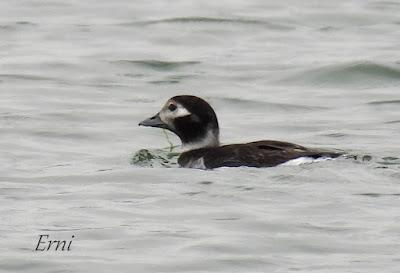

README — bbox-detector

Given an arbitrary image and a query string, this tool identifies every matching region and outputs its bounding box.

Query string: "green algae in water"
[131,129,179,167]
[163,129,174,152]
[131,147,180,168]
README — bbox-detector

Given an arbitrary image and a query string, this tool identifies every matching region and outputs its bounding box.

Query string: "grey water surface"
[1,0,400,272]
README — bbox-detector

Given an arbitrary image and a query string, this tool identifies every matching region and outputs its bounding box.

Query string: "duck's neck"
[181,128,219,152]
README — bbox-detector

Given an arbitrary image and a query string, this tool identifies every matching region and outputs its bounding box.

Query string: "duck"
[139,95,341,169]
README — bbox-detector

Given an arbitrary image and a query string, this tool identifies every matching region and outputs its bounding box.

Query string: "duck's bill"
[138,113,168,129]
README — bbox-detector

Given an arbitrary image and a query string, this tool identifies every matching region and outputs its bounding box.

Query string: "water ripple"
[111,60,200,71]
[212,97,329,111]
[0,21,37,31]
[0,73,58,82]
[354,193,400,198]
[368,100,400,105]
[121,16,294,30]
[281,62,400,88]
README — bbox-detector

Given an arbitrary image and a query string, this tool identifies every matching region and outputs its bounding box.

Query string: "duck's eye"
[168,104,177,111]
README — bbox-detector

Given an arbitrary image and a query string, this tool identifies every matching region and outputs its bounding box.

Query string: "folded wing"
[198,140,341,168]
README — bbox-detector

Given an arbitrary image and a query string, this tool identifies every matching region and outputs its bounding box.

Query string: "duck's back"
[178,140,342,169]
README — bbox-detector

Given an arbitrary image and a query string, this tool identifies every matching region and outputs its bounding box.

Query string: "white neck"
[181,129,219,152]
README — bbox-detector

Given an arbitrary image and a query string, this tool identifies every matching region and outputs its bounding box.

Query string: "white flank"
[185,157,206,169]
[281,156,334,166]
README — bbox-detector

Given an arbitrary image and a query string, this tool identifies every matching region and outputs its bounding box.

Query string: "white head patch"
[159,100,191,127]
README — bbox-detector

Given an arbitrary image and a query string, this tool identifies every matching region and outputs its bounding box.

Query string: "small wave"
[121,73,145,78]
[367,1,400,10]
[111,60,200,71]
[0,21,37,31]
[281,61,400,88]
[148,17,264,24]
[354,193,400,198]
[33,131,90,140]
[211,97,329,112]
[385,120,400,124]
[318,26,341,32]
[15,21,37,26]
[0,25,15,31]
[323,133,347,138]
[149,74,195,85]
[367,100,400,105]
[149,80,180,85]
[377,156,400,166]
[0,74,57,82]
[347,154,400,169]
[121,17,293,30]
[0,113,30,121]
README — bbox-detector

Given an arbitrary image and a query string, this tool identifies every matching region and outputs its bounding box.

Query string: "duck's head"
[139,95,219,150]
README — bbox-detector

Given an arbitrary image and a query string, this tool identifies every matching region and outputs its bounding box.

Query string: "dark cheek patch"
[174,116,207,143]
[190,114,200,123]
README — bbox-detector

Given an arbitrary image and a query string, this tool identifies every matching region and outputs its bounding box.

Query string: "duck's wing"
[200,140,342,169]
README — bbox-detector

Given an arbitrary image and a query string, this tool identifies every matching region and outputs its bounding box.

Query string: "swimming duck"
[139,95,341,169]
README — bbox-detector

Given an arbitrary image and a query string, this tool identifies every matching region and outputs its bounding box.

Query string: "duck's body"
[139,95,341,169]
[179,140,340,169]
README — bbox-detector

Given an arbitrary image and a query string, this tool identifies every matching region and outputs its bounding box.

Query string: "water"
[1,0,400,272]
